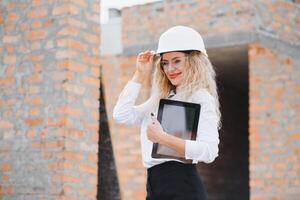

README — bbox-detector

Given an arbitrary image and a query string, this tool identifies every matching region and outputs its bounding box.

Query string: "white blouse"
[113,81,220,169]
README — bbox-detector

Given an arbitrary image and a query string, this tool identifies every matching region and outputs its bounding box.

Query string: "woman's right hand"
[132,50,155,83]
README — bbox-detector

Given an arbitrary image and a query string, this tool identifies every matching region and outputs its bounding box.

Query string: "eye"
[160,61,168,66]
[174,59,181,64]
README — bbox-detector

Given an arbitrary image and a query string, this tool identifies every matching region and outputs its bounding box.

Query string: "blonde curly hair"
[151,51,221,129]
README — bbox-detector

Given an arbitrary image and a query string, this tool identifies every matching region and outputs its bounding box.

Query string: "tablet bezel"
[151,98,201,163]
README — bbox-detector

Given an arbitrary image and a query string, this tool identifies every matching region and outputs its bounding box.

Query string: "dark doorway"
[97,76,121,200]
[197,45,249,200]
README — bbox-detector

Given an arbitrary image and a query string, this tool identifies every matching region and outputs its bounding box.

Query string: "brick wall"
[249,43,300,199]
[102,0,300,200]
[122,0,299,49]
[101,55,151,199]
[122,0,253,48]
[0,1,101,199]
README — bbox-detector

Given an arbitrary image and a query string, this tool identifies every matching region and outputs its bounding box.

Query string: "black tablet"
[151,99,201,163]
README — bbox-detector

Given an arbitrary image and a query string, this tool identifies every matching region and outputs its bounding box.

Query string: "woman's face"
[161,52,188,87]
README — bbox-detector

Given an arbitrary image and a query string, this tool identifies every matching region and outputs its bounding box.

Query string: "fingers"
[137,50,155,62]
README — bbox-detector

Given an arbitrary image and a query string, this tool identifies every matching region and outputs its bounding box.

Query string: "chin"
[170,80,180,86]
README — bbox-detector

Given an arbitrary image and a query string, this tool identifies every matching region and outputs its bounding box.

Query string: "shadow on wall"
[97,71,121,200]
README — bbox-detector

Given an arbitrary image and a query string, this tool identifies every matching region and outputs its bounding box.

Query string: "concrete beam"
[122,31,300,59]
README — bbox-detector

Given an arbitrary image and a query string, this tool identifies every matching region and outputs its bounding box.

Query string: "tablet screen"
[152,99,201,162]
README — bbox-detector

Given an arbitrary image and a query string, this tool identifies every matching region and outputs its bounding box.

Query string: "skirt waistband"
[147,161,197,178]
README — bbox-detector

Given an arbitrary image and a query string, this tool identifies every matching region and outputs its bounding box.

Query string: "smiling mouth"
[169,72,182,79]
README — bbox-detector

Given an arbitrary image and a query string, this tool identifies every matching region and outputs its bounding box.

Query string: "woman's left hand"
[147,118,165,143]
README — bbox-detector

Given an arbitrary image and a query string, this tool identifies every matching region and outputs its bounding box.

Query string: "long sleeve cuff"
[185,140,218,164]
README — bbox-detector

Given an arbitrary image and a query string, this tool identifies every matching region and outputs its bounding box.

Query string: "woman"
[113,26,221,200]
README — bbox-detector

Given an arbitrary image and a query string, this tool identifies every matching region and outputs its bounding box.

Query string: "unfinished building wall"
[0,1,101,199]
[101,0,299,199]
[249,43,300,199]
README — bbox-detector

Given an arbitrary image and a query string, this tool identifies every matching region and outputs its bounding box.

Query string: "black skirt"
[146,161,207,200]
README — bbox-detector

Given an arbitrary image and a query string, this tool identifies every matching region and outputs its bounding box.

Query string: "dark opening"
[197,45,249,200]
[97,72,121,200]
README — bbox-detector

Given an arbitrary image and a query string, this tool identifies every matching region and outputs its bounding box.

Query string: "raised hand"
[132,50,155,84]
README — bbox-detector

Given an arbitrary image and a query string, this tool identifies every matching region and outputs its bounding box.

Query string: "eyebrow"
[161,56,183,62]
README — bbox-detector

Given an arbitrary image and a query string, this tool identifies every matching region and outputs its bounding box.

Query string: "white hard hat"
[156,25,207,56]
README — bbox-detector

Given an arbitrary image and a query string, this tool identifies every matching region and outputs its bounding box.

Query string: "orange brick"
[0,77,15,86]
[20,22,29,32]
[289,133,300,139]
[5,66,15,76]
[29,107,40,116]
[92,2,100,13]
[45,140,65,148]
[32,0,41,6]
[28,86,40,94]
[294,84,300,93]
[52,173,79,183]
[62,83,85,95]
[59,60,87,72]
[31,20,42,28]
[91,110,99,121]
[250,179,264,188]
[26,30,46,40]
[26,130,36,138]
[25,96,42,105]
[29,54,44,62]
[40,128,48,138]
[54,128,85,139]
[82,76,99,87]
[56,50,78,59]
[90,88,100,99]
[43,151,84,161]
[32,140,65,149]
[48,117,72,127]
[44,19,55,27]
[69,17,87,29]
[0,120,13,129]
[89,176,98,185]
[33,63,42,72]
[56,105,82,116]
[28,7,48,18]
[57,26,79,36]
[4,24,14,33]
[81,55,100,65]
[83,98,98,108]
[85,13,98,24]
[25,118,43,126]
[6,45,14,53]
[7,12,19,21]
[4,55,16,65]
[27,73,42,83]
[83,32,99,44]
[88,153,98,162]
[72,0,87,7]
[1,163,12,171]
[7,2,15,11]
[0,186,13,194]
[90,66,100,77]
[2,175,10,182]
[57,38,86,51]
[79,163,97,174]
[79,187,97,197]
[251,196,264,200]
[3,35,20,43]
[31,42,41,50]
[45,40,54,49]
[52,4,79,15]
[62,184,73,194]
[92,47,100,56]
[83,121,98,132]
